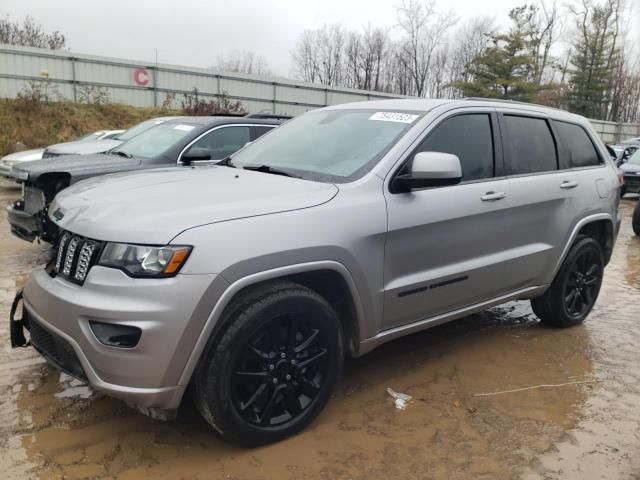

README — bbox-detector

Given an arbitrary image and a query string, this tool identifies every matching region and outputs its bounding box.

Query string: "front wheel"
[531,236,604,327]
[193,281,343,446]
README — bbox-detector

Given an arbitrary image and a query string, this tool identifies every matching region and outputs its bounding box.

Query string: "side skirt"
[356,284,548,356]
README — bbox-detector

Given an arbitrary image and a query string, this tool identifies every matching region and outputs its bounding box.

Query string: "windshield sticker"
[369,112,419,124]
[173,124,195,131]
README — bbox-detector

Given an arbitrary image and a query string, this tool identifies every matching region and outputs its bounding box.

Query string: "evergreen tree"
[455,6,545,101]
[566,0,622,119]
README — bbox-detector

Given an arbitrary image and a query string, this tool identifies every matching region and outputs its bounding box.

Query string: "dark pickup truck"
[8,115,283,242]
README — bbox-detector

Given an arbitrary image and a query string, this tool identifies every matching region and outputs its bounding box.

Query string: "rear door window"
[555,121,602,169]
[503,115,557,175]
[414,113,495,181]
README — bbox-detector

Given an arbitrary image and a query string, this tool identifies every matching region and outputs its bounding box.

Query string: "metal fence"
[0,44,638,142]
[588,119,640,144]
[0,44,401,116]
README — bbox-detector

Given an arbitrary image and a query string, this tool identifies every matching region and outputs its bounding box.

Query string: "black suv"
[8,115,284,242]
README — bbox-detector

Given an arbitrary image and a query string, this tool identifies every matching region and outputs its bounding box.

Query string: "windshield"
[115,118,168,141]
[110,122,197,159]
[628,149,640,165]
[230,110,421,182]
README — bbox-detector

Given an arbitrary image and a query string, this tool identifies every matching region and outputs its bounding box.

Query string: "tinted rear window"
[503,115,557,175]
[555,121,601,169]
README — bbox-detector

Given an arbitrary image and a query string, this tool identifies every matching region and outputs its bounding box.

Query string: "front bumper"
[6,201,40,242]
[19,266,217,411]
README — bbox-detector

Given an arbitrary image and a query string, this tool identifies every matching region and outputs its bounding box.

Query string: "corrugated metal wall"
[0,44,400,115]
[0,44,638,142]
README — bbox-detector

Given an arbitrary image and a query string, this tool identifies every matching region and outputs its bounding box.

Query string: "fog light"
[89,321,141,348]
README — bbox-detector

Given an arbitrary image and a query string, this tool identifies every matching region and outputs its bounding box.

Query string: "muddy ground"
[0,180,639,480]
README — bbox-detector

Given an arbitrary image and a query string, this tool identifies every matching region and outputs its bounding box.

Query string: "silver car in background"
[40,118,176,159]
[0,148,44,178]
[11,99,621,446]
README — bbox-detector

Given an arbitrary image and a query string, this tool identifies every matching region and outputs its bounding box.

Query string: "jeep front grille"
[54,231,103,284]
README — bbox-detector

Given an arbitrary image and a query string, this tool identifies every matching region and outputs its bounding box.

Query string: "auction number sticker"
[369,112,419,123]
[173,124,195,131]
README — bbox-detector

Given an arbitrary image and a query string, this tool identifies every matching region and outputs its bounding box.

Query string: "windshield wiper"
[111,151,133,158]
[242,164,300,178]
[217,156,236,168]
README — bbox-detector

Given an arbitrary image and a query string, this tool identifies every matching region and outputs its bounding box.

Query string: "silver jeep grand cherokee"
[11,99,621,445]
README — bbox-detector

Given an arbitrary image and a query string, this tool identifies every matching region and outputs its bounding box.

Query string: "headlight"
[98,243,192,277]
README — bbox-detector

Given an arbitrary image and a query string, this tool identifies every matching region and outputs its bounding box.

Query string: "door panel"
[382,111,510,329]
[383,180,512,328]
[499,113,575,291]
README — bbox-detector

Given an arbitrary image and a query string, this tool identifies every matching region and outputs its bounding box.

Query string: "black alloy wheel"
[531,236,604,327]
[193,281,343,446]
[230,313,329,427]
[561,247,602,319]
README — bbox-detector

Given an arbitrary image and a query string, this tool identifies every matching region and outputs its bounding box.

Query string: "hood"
[12,153,142,182]
[1,148,44,162]
[46,139,123,155]
[620,162,640,174]
[49,166,339,244]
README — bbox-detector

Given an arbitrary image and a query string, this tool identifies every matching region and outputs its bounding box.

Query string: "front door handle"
[481,191,507,201]
[560,180,579,189]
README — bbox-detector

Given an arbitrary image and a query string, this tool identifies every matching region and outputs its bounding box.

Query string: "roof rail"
[462,97,567,113]
[245,113,293,120]
[463,97,540,107]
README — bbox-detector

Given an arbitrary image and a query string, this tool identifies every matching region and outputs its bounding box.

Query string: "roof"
[161,116,283,126]
[324,98,585,122]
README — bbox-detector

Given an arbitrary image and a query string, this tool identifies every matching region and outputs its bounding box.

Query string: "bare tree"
[215,51,271,76]
[291,29,321,83]
[0,15,65,49]
[395,0,457,97]
[447,16,496,97]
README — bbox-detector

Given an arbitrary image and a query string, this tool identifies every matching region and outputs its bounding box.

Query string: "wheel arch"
[177,261,366,387]
[552,214,615,281]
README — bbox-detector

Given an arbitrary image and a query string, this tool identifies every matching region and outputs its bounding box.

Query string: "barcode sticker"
[369,112,419,123]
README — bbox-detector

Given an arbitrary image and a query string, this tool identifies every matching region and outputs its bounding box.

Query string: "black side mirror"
[182,147,212,164]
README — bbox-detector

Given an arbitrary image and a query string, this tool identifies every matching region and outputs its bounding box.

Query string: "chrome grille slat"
[54,231,102,285]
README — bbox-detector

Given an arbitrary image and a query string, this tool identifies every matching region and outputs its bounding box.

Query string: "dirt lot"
[0,180,639,480]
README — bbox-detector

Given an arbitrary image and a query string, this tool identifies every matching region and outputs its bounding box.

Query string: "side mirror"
[182,147,212,164]
[391,152,462,193]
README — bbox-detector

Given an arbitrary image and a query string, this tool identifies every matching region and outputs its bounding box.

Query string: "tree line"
[290,0,640,123]
[2,4,638,124]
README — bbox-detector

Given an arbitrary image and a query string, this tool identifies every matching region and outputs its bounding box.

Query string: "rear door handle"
[560,180,578,189]
[481,191,507,201]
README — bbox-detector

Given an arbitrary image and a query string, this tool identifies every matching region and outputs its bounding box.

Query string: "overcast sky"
[2,0,635,77]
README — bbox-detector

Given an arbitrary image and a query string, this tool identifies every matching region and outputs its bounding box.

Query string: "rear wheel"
[531,236,604,327]
[193,281,343,446]
[633,201,640,236]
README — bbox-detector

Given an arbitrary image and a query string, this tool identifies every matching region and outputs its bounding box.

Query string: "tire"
[531,236,604,327]
[193,281,344,446]
[633,201,640,236]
